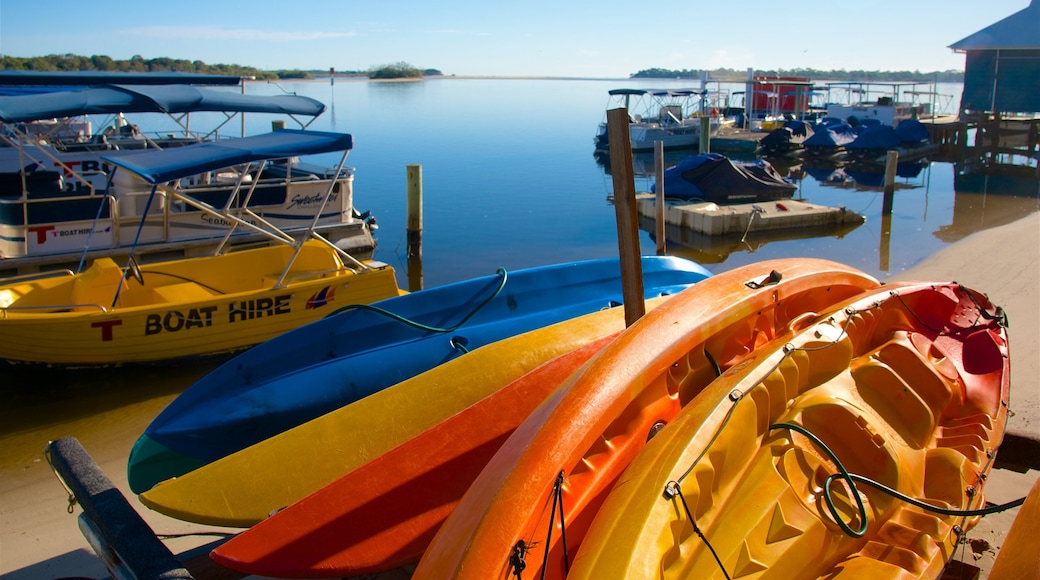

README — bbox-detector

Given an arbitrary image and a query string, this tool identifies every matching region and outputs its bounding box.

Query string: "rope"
[42,446,77,514]
[665,482,732,580]
[537,471,570,580]
[322,267,509,334]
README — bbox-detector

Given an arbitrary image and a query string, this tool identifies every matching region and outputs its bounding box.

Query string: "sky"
[0,0,1031,78]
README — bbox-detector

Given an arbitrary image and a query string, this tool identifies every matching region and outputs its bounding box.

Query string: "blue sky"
[0,1,1029,77]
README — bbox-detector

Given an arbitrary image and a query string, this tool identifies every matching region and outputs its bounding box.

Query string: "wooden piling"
[699,116,711,153]
[406,164,423,291]
[654,141,666,255]
[882,150,898,215]
[606,107,646,327]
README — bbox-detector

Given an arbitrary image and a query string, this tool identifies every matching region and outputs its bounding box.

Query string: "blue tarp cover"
[846,125,902,150]
[101,129,353,184]
[895,119,930,143]
[0,84,325,123]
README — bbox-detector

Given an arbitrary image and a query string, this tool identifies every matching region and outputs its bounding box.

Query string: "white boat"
[821,81,949,127]
[593,88,734,153]
[0,83,377,274]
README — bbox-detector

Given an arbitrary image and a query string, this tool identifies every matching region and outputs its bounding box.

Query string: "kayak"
[568,282,1010,580]
[127,255,711,493]
[410,258,882,580]
[207,331,620,576]
[138,295,668,528]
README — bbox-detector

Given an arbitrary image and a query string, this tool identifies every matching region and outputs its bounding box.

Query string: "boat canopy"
[0,84,325,123]
[0,71,244,87]
[101,129,353,184]
[608,88,707,98]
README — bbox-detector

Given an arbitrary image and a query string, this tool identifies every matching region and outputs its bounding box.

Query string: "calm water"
[1,78,1038,576]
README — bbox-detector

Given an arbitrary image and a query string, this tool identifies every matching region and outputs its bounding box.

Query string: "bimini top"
[101,129,353,184]
[0,71,244,87]
[0,84,326,123]
[608,88,707,98]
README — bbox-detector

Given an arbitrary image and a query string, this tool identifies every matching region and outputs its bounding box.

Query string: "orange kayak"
[208,332,619,577]
[569,282,1010,579]
[411,258,882,580]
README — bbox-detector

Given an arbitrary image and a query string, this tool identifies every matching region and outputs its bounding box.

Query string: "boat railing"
[1,301,108,317]
[270,264,365,288]
[0,268,76,285]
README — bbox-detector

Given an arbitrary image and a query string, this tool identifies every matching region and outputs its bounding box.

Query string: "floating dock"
[634,194,865,237]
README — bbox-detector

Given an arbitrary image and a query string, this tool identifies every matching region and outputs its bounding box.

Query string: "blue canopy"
[0,84,325,123]
[101,129,353,184]
[0,71,243,87]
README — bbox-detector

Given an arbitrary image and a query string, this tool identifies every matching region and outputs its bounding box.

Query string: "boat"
[756,120,814,157]
[568,281,1010,580]
[205,333,622,577]
[593,88,733,153]
[801,117,858,159]
[410,258,883,580]
[845,118,940,164]
[126,255,713,493]
[650,153,798,204]
[0,129,403,367]
[0,84,377,272]
[822,81,941,127]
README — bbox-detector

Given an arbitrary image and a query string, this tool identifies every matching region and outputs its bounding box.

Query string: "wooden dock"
[634,194,865,237]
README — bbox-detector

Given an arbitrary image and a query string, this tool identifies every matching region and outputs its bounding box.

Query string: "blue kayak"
[128,256,712,493]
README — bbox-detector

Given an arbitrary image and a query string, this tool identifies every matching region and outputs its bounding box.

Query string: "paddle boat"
[0,129,403,367]
[569,281,1010,580]
[126,254,713,493]
[0,83,376,270]
[409,258,882,580]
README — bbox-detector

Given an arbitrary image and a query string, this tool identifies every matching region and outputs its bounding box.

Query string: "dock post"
[606,107,646,327]
[882,150,898,215]
[699,116,711,153]
[654,141,666,255]
[406,164,424,291]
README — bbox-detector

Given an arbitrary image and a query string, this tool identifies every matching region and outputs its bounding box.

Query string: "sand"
[1,212,1037,580]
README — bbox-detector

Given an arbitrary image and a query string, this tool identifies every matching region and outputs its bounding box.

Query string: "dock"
[634,194,865,237]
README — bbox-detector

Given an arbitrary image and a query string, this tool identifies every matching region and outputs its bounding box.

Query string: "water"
[1,77,1038,577]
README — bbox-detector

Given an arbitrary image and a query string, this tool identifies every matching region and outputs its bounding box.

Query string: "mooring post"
[406,164,424,291]
[699,115,711,153]
[654,141,666,255]
[882,150,899,215]
[606,107,646,327]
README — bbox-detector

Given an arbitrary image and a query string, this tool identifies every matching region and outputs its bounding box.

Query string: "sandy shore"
[1,212,1037,579]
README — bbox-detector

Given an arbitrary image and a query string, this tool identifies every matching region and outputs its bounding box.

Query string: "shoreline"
[1,212,1037,579]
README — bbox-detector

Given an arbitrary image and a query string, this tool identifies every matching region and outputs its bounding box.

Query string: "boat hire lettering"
[288,191,336,209]
[200,215,259,227]
[141,295,292,335]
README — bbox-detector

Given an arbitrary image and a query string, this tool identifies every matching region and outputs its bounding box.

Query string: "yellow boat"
[0,130,403,365]
[0,240,400,365]
[569,281,1010,580]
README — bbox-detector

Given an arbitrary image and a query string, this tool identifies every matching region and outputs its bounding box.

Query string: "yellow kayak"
[139,295,674,527]
[569,281,1010,580]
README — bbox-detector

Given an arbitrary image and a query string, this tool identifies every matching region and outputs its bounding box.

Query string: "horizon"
[0,1,1029,77]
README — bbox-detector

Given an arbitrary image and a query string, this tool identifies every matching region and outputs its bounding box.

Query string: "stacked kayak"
[128,255,712,492]
[209,258,881,578]
[406,258,882,580]
[568,282,1010,579]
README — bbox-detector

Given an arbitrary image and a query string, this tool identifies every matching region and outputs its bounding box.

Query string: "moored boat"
[569,281,1010,580]
[651,153,798,204]
[593,88,733,153]
[410,258,882,580]
[0,129,404,368]
[0,83,376,271]
[126,255,713,493]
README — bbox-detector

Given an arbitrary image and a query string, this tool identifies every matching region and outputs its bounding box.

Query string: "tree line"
[631,67,964,83]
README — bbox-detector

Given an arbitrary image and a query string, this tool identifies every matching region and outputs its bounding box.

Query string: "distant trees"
[631,67,964,83]
[0,54,281,80]
[367,62,424,79]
